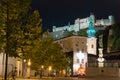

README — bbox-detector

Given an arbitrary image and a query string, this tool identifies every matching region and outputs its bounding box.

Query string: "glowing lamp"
[41,65,44,69]
[28,59,31,66]
[49,66,52,71]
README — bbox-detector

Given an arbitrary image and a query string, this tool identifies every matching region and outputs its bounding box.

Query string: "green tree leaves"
[0,0,31,57]
[108,22,120,51]
[29,31,67,70]
[0,0,67,71]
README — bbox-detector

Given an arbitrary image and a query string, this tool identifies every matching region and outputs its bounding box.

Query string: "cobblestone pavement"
[16,76,119,80]
[0,76,120,80]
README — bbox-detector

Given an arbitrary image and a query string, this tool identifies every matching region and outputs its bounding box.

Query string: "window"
[82,49,84,53]
[82,42,84,44]
[91,44,94,48]
[76,44,78,46]
[77,48,79,52]
[77,59,79,63]
[82,59,84,63]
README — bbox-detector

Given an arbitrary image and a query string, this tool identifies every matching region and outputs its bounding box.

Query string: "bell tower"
[87,14,97,55]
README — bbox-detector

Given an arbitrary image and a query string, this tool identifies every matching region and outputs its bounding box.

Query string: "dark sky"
[31,0,120,31]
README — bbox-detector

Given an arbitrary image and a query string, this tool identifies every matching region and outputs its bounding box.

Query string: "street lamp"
[24,59,26,63]
[49,66,52,71]
[27,59,31,78]
[23,59,26,77]
[40,65,44,78]
[48,66,52,77]
[28,59,31,66]
[41,65,44,69]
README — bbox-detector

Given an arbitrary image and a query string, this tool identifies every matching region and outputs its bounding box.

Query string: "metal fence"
[88,62,120,68]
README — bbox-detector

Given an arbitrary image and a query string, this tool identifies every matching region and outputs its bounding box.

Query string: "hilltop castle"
[50,14,114,40]
[52,14,114,32]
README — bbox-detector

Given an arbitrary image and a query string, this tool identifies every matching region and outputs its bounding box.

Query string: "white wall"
[0,53,16,76]
[87,37,97,55]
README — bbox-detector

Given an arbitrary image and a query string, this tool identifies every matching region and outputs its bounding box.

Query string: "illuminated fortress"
[52,14,114,32]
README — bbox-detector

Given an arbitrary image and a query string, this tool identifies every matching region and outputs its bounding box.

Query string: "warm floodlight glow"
[24,59,26,62]
[78,64,86,75]
[28,59,31,66]
[49,66,52,71]
[41,65,44,69]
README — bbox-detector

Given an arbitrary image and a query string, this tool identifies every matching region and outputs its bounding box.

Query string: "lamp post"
[23,59,26,77]
[41,65,44,76]
[27,59,31,78]
[40,65,44,78]
[48,66,52,77]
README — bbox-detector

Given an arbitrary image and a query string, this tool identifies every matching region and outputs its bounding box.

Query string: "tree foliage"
[19,10,42,58]
[0,0,31,57]
[0,0,67,71]
[29,31,68,70]
[108,22,120,51]
[77,29,87,36]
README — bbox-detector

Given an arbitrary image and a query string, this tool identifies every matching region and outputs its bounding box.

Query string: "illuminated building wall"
[56,36,88,75]
[87,38,97,55]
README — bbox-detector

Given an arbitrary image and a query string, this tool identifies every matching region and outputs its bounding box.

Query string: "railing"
[87,62,120,68]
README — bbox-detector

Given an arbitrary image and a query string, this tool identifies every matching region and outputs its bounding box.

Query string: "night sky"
[31,0,120,31]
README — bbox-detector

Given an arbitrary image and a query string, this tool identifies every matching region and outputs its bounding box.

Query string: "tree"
[0,0,67,78]
[17,9,67,70]
[28,31,68,70]
[108,22,120,51]
[0,0,31,56]
[0,0,31,79]
[19,10,42,59]
[77,29,87,36]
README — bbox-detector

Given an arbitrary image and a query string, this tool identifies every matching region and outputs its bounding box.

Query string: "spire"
[87,15,96,38]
